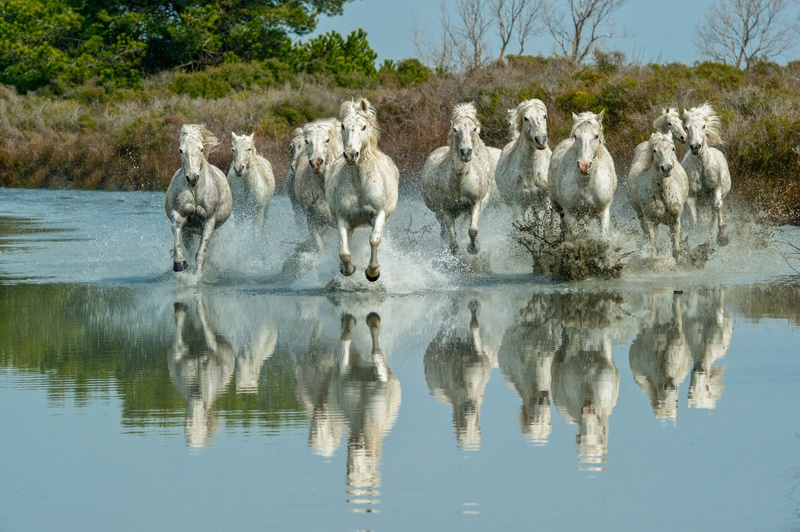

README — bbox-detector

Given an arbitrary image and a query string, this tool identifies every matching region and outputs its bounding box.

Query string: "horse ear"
[359,98,370,114]
[666,130,673,140]
[596,109,605,123]
[248,132,254,141]
[572,112,579,121]
[231,131,238,140]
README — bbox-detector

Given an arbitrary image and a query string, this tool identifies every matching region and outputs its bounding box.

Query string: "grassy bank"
[1,55,798,224]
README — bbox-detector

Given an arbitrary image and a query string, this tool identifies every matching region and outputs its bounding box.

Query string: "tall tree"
[695,0,799,68]
[491,0,542,61]
[543,0,628,63]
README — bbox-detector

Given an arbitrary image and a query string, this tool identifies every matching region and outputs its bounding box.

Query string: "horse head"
[449,102,481,163]
[340,98,377,166]
[231,132,255,177]
[303,120,337,176]
[180,124,218,187]
[655,107,687,144]
[650,131,677,177]
[513,99,548,150]
[571,110,605,175]
[684,103,722,155]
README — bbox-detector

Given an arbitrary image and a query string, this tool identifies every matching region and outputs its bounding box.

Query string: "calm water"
[1,188,799,531]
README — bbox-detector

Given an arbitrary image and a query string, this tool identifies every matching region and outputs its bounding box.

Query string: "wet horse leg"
[714,188,729,246]
[366,210,386,282]
[171,211,189,272]
[194,217,216,275]
[337,218,355,276]
[443,212,458,254]
[366,313,388,382]
[467,201,481,255]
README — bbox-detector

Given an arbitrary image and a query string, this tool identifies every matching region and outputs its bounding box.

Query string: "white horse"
[549,110,617,239]
[495,99,552,222]
[422,102,491,254]
[626,131,689,259]
[227,132,275,228]
[165,124,232,274]
[326,98,399,281]
[293,118,342,249]
[682,103,731,246]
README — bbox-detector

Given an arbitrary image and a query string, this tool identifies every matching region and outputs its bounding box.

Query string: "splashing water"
[0,187,797,289]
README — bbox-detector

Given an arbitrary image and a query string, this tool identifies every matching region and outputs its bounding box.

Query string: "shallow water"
[1,188,800,531]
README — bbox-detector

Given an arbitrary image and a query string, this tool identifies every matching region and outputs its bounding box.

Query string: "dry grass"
[1,57,798,224]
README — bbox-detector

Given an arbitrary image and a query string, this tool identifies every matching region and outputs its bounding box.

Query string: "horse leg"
[194,218,216,275]
[714,188,729,246]
[337,218,355,277]
[366,210,386,282]
[443,212,458,254]
[685,196,698,226]
[671,216,682,261]
[256,205,267,231]
[644,220,656,255]
[600,204,611,238]
[366,312,388,382]
[467,201,481,255]
[170,211,189,272]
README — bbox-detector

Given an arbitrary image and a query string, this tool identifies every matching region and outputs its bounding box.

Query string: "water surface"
[1,188,799,531]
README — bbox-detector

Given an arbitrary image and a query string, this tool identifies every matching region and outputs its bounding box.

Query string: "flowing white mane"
[684,103,722,145]
[507,99,547,140]
[451,102,480,126]
[180,124,220,153]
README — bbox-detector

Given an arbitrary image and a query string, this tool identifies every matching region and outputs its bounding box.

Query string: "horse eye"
[473,127,477,132]
[672,147,675,151]
[544,115,547,119]
[341,124,345,130]
[524,117,529,121]
[453,128,457,133]
[361,125,366,131]
[325,138,330,143]
[653,148,657,153]
[179,148,183,154]
[702,124,706,129]
[594,134,599,139]
[305,140,309,144]
[200,147,204,152]
[667,122,672,126]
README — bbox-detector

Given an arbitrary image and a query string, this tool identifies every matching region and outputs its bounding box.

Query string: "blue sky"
[311,0,798,65]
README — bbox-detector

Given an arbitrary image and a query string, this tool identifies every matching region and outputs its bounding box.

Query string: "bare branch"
[491,0,542,61]
[695,0,799,69]
[543,0,628,63]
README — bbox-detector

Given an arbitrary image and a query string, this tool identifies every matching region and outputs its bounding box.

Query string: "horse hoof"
[173,260,188,272]
[341,263,356,277]
[467,242,479,255]
[365,267,380,282]
[717,234,729,247]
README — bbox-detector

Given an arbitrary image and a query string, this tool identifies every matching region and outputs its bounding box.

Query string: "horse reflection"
[550,292,623,470]
[629,292,691,421]
[498,294,559,444]
[685,289,733,409]
[233,322,277,394]
[168,298,235,448]
[424,300,491,450]
[294,313,401,507]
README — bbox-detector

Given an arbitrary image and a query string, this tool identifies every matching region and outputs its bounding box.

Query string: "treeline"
[0,53,798,224]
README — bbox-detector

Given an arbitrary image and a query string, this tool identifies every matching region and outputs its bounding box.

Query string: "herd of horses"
[165,97,731,279]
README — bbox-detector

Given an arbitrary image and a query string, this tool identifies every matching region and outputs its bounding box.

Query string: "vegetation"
[0,48,799,224]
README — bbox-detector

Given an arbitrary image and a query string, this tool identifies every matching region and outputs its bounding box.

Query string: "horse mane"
[508,99,547,141]
[570,111,604,143]
[652,107,680,131]
[180,124,220,153]
[340,98,380,149]
[684,103,722,145]
[447,102,480,146]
